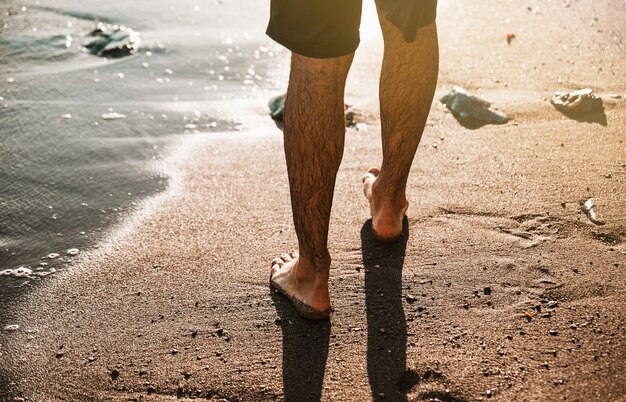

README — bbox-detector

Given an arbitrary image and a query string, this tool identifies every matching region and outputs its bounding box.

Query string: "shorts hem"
[266,28,360,59]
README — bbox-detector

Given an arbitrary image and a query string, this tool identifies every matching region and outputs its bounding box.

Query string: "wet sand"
[2,0,625,400]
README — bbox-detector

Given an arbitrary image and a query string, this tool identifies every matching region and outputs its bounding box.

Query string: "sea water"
[0,0,284,303]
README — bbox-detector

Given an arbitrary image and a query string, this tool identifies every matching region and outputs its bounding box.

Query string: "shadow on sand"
[361,218,416,401]
[450,113,493,129]
[271,218,414,401]
[553,107,608,126]
[271,290,330,401]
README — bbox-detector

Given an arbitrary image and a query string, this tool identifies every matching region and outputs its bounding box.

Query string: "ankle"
[296,252,330,283]
[372,178,407,210]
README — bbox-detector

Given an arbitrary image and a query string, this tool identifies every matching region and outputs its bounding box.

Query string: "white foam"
[0,267,33,278]
[102,112,126,120]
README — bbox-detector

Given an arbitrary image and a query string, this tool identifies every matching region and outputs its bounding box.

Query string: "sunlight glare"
[360,1,382,41]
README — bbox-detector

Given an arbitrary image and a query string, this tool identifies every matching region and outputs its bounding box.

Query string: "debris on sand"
[506,33,516,44]
[550,88,603,114]
[581,198,605,225]
[345,108,367,128]
[440,86,509,125]
[84,21,141,58]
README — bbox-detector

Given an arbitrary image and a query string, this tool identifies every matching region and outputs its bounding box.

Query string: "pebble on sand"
[3,324,20,331]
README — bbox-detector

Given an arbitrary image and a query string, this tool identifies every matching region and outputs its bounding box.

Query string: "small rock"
[55,351,65,358]
[486,389,494,398]
[268,94,285,121]
[550,88,603,114]
[183,371,191,380]
[214,328,224,336]
[191,330,198,338]
[483,286,492,295]
[549,330,559,336]
[110,369,120,380]
[171,348,178,355]
[440,86,508,124]
[3,324,19,331]
[405,295,417,304]
[83,21,141,58]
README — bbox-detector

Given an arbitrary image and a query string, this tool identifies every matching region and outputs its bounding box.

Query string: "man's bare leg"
[363,15,439,241]
[271,52,354,320]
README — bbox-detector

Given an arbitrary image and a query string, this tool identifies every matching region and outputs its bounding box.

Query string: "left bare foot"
[270,252,331,320]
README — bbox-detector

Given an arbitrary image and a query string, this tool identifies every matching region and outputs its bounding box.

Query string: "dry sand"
[2,0,625,400]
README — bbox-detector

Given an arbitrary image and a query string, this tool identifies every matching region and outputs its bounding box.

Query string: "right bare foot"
[362,167,408,242]
[270,252,331,321]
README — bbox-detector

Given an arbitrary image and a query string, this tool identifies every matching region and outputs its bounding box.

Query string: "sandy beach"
[1,0,625,400]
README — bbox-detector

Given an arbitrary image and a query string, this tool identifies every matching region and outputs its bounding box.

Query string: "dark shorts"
[266,0,437,59]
